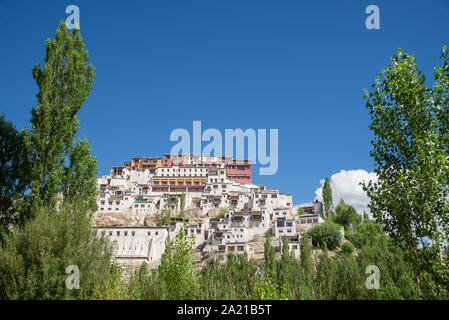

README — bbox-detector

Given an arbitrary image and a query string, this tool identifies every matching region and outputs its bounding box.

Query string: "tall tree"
[26,21,94,211]
[159,223,198,299]
[363,46,449,289]
[0,22,115,300]
[0,113,31,228]
[322,177,333,217]
[263,233,276,277]
[334,199,361,230]
[299,232,314,298]
[179,193,186,217]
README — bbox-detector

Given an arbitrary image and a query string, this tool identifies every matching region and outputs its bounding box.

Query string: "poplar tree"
[26,20,95,212]
[299,232,314,298]
[263,233,276,277]
[159,223,199,299]
[363,47,449,289]
[322,177,333,217]
[0,22,112,300]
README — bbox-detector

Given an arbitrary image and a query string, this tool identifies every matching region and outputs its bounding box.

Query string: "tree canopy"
[363,46,449,288]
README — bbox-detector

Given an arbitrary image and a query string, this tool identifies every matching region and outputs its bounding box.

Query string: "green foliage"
[314,245,336,299]
[357,245,421,299]
[255,273,290,300]
[26,21,95,212]
[0,202,113,299]
[62,138,98,213]
[158,197,172,226]
[341,242,355,256]
[219,206,229,218]
[264,233,276,277]
[0,22,119,301]
[362,211,369,221]
[322,177,333,217]
[297,207,305,215]
[159,223,198,299]
[0,113,31,228]
[333,199,361,230]
[298,232,314,298]
[198,254,259,299]
[310,219,342,249]
[363,46,449,285]
[345,220,385,249]
[128,263,164,300]
[179,193,186,217]
[99,262,130,300]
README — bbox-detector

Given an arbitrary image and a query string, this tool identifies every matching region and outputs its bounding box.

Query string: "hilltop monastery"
[93,154,325,268]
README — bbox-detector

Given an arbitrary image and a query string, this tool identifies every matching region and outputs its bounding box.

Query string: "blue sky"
[1,0,449,206]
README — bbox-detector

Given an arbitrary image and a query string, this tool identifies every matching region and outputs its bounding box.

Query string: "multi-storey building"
[94,153,328,267]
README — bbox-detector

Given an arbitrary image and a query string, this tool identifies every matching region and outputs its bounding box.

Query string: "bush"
[0,203,113,299]
[310,220,342,249]
[345,221,384,249]
[333,199,361,230]
[341,242,355,255]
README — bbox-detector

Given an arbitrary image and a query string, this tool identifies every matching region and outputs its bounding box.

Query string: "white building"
[279,234,301,257]
[297,213,324,226]
[215,242,254,263]
[97,226,168,264]
[272,219,297,238]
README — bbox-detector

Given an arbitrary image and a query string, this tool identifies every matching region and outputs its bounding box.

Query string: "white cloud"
[314,169,377,213]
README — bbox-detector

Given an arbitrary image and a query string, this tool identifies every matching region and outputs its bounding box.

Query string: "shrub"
[0,203,113,299]
[310,220,342,249]
[341,242,355,255]
[333,199,361,230]
[345,221,384,249]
